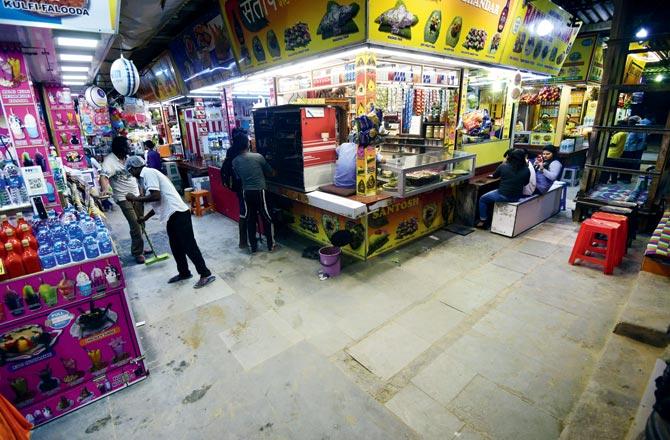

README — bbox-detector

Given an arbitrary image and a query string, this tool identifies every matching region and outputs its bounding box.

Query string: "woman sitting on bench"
[533,145,562,194]
[476,149,530,229]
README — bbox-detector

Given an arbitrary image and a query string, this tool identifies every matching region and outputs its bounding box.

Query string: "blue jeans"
[478,190,519,222]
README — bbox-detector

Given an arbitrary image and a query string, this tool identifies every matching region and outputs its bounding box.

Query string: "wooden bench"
[490,181,566,237]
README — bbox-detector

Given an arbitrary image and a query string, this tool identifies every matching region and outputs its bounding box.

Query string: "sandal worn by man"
[168,274,193,284]
[194,275,216,289]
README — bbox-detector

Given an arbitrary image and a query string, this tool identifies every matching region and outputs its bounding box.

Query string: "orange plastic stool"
[190,190,214,216]
[592,211,628,263]
[569,218,623,275]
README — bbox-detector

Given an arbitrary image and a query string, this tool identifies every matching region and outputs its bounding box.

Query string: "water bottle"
[94,216,106,231]
[83,236,99,259]
[53,240,71,265]
[81,216,97,237]
[68,238,85,262]
[5,163,27,204]
[51,222,68,244]
[0,168,10,206]
[38,244,57,269]
[97,230,113,254]
[61,207,77,225]
[36,226,51,248]
[47,210,58,229]
[67,220,84,242]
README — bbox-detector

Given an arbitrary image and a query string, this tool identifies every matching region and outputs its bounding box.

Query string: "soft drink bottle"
[21,239,41,274]
[3,243,25,279]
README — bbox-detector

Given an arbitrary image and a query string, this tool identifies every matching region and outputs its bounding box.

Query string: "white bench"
[490,181,566,237]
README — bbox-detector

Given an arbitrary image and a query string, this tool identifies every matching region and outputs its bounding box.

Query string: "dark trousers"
[166,210,211,277]
[619,150,644,183]
[240,189,275,251]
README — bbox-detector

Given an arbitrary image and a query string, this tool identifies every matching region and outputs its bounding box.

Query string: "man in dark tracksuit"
[232,141,276,253]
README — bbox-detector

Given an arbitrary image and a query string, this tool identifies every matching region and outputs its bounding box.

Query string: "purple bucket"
[319,246,341,277]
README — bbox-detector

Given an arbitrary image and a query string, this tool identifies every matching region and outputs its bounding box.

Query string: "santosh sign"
[3,1,90,16]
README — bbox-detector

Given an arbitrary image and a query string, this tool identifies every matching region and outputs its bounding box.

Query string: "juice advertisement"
[368,0,519,65]
[554,35,597,82]
[43,85,87,170]
[0,256,148,427]
[220,0,366,73]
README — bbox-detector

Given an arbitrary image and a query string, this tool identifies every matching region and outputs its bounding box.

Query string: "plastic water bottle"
[36,226,51,248]
[97,230,113,254]
[53,240,71,265]
[38,244,57,269]
[61,207,77,225]
[51,222,67,244]
[0,168,10,206]
[68,239,85,262]
[80,216,97,237]
[67,220,84,242]
[83,236,99,259]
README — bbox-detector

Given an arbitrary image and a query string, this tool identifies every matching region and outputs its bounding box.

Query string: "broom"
[141,225,170,266]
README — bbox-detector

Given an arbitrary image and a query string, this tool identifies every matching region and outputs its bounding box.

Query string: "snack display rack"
[0,254,148,427]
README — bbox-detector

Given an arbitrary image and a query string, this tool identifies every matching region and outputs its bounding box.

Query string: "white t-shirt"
[523,160,537,196]
[139,167,189,223]
[100,153,139,202]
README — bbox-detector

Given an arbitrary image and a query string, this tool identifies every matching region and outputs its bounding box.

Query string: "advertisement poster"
[0,256,148,427]
[588,36,605,83]
[555,35,596,82]
[78,98,112,137]
[137,69,159,103]
[43,85,87,169]
[284,202,367,259]
[220,0,366,73]
[0,0,119,34]
[0,47,59,209]
[169,12,239,91]
[369,0,518,65]
[498,0,580,75]
[149,53,183,102]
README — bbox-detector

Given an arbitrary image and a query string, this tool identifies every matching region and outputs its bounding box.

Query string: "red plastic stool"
[592,211,628,263]
[583,218,626,266]
[569,218,623,275]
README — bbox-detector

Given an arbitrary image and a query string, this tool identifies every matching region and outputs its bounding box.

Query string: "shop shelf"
[0,202,32,213]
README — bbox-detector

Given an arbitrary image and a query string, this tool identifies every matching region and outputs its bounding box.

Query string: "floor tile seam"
[390,383,468,434]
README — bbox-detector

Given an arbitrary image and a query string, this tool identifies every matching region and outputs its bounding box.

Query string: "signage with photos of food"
[220,0,366,73]
[149,53,184,102]
[169,11,239,91]
[588,36,605,83]
[368,0,519,64]
[0,0,119,34]
[43,85,87,170]
[554,35,596,82]
[498,0,581,75]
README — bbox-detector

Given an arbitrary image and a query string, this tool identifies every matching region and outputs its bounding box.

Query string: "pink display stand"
[0,254,148,427]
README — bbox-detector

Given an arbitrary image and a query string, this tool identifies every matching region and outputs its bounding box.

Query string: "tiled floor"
[31,198,662,439]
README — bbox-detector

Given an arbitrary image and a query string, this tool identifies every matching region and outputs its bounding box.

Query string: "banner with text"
[0,0,119,34]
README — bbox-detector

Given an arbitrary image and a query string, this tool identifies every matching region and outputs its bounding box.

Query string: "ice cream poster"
[43,85,87,169]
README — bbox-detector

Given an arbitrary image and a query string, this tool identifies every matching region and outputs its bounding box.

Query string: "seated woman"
[534,145,562,194]
[476,149,530,229]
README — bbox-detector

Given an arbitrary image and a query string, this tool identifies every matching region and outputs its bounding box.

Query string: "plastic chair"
[569,218,624,275]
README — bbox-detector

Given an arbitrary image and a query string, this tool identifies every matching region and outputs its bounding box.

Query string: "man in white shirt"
[125,156,215,289]
[100,137,145,263]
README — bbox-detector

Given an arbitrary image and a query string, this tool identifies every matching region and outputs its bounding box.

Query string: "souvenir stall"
[513,34,604,167]
[0,1,148,427]
[202,0,580,255]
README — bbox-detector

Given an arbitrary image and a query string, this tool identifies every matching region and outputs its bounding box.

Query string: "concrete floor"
[32,195,659,439]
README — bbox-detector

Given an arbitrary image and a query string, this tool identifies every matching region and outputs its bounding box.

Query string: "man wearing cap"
[125,156,216,289]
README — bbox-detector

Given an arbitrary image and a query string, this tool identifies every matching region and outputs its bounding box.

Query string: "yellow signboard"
[368,0,517,64]
[219,0,366,73]
[588,36,605,83]
[555,35,597,82]
[498,0,581,75]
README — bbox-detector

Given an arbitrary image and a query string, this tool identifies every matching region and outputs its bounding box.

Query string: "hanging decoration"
[110,55,140,97]
[84,86,108,108]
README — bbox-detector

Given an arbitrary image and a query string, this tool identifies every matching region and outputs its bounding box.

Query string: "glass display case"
[378,151,476,197]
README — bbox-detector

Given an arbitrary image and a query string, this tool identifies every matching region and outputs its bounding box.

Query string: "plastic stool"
[569,218,623,275]
[600,204,636,246]
[592,211,629,259]
[561,166,580,186]
[190,190,214,216]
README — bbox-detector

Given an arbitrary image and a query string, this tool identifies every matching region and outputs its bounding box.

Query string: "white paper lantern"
[110,55,140,97]
[84,86,107,108]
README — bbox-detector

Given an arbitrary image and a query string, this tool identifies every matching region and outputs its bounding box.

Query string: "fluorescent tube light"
[61,65,89,72]
[63,81,86,86]
[62,75,87,81]
[59,53,93,62]
[56,37,98,48]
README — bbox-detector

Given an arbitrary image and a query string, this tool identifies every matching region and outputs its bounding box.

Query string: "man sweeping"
[125,156,215,289]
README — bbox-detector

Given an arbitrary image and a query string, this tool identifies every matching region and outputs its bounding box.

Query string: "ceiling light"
[62,74,87,81]
[61,65,89,72]
[59,53,93,62]
[635,28,649,39]
[56,37,98,48]
[63,81,86,86]
[654,74,664,82]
